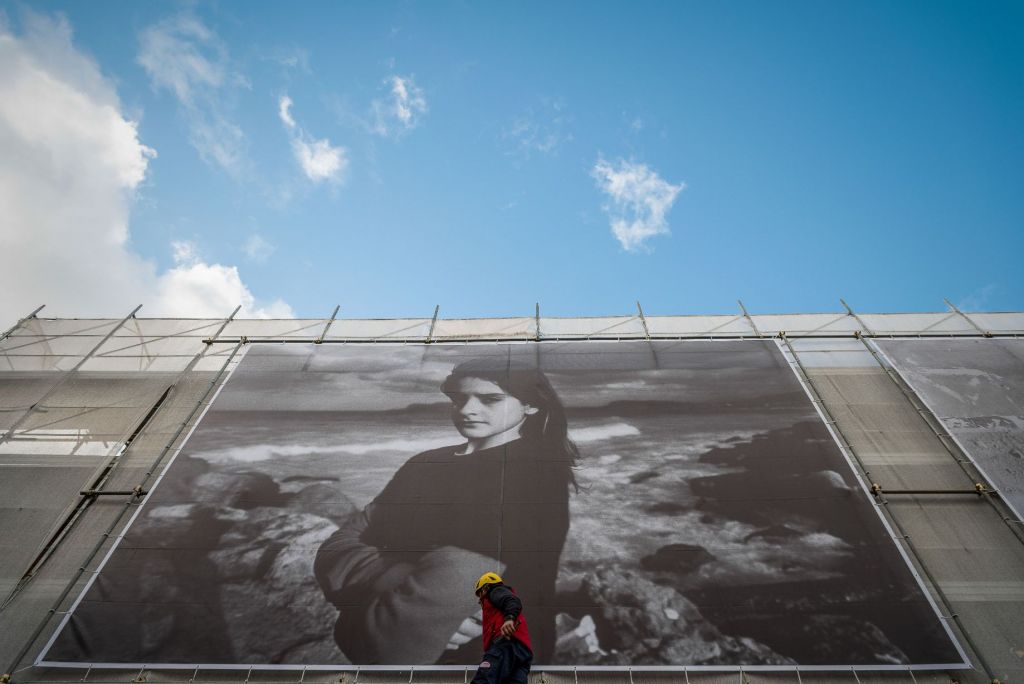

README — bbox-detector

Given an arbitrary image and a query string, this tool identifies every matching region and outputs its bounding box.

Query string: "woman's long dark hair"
[441,359,579,490]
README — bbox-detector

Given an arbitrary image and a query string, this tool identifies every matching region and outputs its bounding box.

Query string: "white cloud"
[391,76,424,126]
[371,74,427,138]
[152,241,292,318]
[243,234,275,263]
[591,158,685,251]
[278,94,296,129]
[137,13,248,176]
[0,12,290,325]
[171,239,198,264]
[293,137,345,182]
[279,93,348,184]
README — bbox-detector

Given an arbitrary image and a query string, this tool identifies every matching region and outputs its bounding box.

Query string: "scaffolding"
[1,304,1022,684]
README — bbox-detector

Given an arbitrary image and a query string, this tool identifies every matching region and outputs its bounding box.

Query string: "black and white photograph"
[875,338,1024,522]
[40,340,965,669]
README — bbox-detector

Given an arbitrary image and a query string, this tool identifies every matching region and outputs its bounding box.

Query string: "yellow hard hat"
[475,572,503,593]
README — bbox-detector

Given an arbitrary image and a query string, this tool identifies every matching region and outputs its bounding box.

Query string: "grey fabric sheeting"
[0,370,178,602]
[0,366,226,673]
[886,498,1024,682]
[874,339,1024,521]
[0,464,97,587]
[796,340,1024,684]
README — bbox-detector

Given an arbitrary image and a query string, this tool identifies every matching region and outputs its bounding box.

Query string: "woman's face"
[445,376,537,441]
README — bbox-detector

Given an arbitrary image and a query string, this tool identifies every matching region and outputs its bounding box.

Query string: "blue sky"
[1,1,1021,324]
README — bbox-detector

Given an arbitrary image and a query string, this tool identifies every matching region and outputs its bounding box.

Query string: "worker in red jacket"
[472,572,533,684]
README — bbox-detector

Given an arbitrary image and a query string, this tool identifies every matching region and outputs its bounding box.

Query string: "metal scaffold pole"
[944,298,992,337]
[426,305,440,343]
[636,301,651,341]
[314,305,341,344]
[737,299,762,338]
[202,305,242,345]
[0,305,45,343]
[840,298,875,337]
[188,304,1022,347]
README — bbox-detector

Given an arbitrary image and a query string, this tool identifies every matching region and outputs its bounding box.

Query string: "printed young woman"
[314,359,578,664]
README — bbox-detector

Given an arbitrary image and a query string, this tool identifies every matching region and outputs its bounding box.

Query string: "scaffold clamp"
[975,483,988,495]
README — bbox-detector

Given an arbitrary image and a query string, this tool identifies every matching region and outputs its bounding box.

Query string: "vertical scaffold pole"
[779,336,995,682]
[1,304,142,444]
[737,299,762,338]
[943,298,992,337]
[0,305,45,344]
[535,302,541,342]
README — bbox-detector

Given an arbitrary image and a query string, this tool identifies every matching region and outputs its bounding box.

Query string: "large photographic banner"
[874,338,1024,522]
[40,341,965,669]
